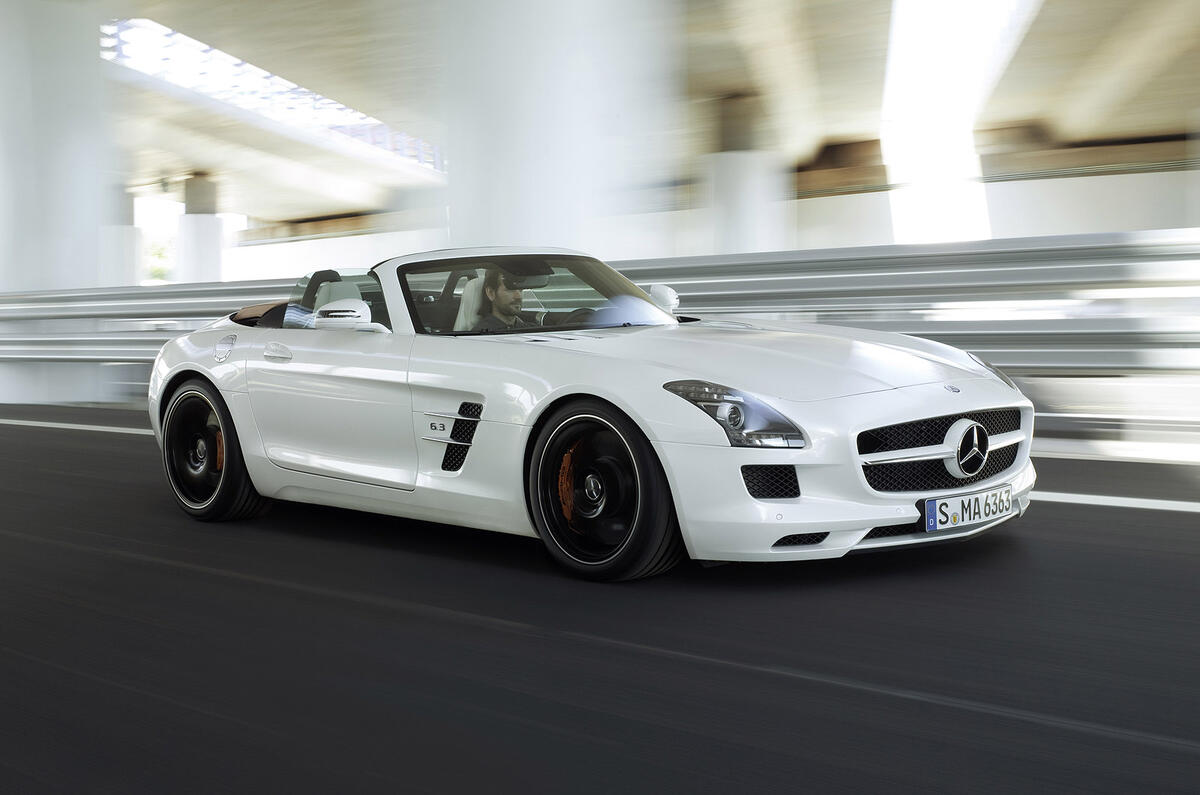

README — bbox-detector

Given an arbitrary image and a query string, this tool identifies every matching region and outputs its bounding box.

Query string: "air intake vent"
[863,521,922,539]
[773,532,828,547]
[450,418,478,444]
[442,444,469,472]
[741,465,800,499]
[438,402,483,472]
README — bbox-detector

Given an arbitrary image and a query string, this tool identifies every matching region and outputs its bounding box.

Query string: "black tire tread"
[624,507,685,581]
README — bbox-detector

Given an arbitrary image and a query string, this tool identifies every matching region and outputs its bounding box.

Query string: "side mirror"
[314,298,391,333]
[648,284,680,313]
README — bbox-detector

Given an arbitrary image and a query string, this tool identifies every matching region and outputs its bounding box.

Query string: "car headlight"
[969,353,1017,389]
[663,380,806,448]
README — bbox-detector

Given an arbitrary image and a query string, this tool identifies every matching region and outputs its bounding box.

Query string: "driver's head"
[482,268,523,320]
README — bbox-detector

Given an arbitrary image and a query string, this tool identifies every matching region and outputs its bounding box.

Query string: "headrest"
[453,272,486,331]
[314,280,361,309]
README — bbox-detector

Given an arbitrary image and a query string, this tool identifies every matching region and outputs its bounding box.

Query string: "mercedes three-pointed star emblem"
[943,418,990,479]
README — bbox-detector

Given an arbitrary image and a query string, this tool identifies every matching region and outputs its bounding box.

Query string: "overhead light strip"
[100,18,443,172]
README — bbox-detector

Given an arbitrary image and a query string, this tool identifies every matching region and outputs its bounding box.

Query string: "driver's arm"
[516,310,545,326]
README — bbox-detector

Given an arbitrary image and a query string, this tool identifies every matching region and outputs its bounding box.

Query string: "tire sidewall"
[528,399,674,580]
[161,379,247,520]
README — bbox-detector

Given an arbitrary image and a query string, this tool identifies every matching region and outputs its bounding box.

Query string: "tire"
[528,399,683,581]
[161,378,269,521]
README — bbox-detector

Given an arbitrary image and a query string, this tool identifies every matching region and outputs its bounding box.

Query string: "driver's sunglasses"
[501,277,525,290]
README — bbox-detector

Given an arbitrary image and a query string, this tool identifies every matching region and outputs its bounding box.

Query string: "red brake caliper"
[557,441,580,527]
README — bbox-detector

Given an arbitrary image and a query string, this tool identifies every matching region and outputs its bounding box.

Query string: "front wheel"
[161,378,268,521]
[528,399,683,581]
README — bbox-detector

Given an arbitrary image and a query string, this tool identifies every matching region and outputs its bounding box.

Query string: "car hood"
[515,319,988,402]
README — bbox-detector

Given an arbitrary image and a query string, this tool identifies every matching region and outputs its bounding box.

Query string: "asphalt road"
[1,407,1197,793]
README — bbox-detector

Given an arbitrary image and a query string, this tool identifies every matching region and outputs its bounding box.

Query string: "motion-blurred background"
[1,0,1198,453]
[2,5,1199,791]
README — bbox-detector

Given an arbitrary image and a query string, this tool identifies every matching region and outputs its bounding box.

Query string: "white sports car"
[150,247,1035,580]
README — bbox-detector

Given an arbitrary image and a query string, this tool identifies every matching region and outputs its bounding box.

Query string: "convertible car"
[149,247,1035,580]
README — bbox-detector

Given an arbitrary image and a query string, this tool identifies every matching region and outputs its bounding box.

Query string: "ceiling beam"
[1052,0,1200,142]
[721,0,824,165]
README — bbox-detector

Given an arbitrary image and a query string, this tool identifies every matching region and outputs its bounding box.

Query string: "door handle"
[263,342,293,362]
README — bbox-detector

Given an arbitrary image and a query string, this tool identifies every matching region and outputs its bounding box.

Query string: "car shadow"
[247,498,1025,588]
[666,529,1025,591]
[251,499,553,575]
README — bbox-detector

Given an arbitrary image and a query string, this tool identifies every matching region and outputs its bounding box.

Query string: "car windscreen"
[398,255,676,335]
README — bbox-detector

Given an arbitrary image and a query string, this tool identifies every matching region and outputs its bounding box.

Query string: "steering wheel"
[562,307,596,324]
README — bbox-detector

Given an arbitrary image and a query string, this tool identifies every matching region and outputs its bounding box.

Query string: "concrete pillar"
[177,174,223,283]
[99,182,140,287]
[438,0,682,253]
[0,0,122,404]
[702,94,790,254]
[0,0,108,293]
[1190,108,1200,228]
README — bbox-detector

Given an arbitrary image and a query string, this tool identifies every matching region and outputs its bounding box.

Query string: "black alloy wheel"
[528,399,683,581]
[161,378,268,521]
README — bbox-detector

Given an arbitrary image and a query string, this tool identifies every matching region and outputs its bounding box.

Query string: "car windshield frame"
[393,254,677,336]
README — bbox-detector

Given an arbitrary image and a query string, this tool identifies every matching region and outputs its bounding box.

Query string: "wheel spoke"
[540,418,640,564]
[164,392,226,507]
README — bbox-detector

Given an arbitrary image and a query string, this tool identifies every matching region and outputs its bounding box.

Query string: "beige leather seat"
[313,280,362,310]
[453,272,486,331]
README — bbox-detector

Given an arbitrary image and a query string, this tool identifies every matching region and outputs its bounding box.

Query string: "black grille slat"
[862,444,1019,493]
[741,465,800,499]
[857,409,1021,455]
[441,444,469,471]
[458,402,483,419]
[774,532,828,547]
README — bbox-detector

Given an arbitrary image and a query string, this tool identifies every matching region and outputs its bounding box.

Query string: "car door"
[245,327,418,490]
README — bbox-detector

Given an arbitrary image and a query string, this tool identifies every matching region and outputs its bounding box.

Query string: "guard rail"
[1,229,1198,382]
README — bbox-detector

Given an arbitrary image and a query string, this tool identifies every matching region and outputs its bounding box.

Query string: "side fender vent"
[441,402,484,472]
[442,444,469,472]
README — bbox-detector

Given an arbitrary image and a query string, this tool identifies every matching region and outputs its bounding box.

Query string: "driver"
[472,268,539,332]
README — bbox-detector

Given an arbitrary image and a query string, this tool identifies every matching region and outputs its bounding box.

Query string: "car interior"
[232,270,391,330]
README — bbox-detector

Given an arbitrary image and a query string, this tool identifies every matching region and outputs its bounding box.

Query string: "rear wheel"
[528,400,683,581]
[161,378,268,521]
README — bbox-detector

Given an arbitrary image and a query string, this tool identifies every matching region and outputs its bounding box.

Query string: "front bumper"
[652,442,1036,563]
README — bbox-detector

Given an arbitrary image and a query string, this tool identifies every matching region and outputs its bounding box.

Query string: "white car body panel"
[245,328,418,489]
[149,247,1035,563]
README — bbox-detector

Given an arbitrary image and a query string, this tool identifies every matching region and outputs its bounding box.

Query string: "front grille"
[774,532,828,547]
[863,444,1019,493]
[857,408,1021,455]
[742,465,800,499]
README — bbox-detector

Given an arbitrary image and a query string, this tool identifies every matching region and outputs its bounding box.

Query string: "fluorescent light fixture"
[101,18,444,171]
[882,0,1041,243]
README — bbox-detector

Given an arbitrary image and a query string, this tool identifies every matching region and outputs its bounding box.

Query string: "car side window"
[282,273,318,329]
[363,271,391,330]
[404,270,458,333]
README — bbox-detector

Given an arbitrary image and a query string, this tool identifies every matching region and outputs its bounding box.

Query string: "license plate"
[925,485,1013,532]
